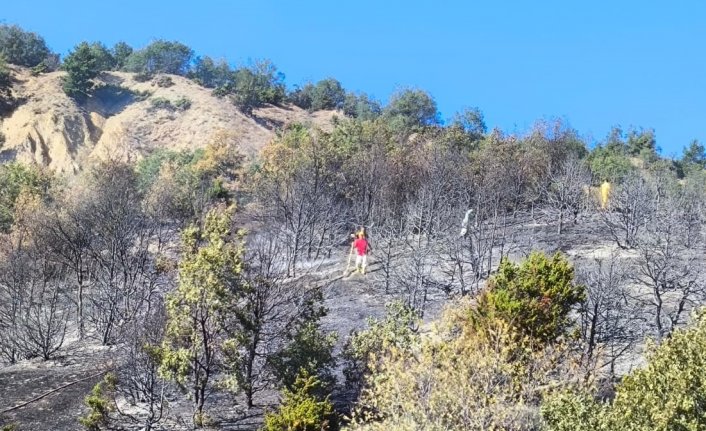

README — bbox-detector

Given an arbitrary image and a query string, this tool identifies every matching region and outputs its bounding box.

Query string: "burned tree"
[631,195,705,341]
[82,163,162,345]
[600,173,655,249]
[544,157,592,235]
[577,254,641,375]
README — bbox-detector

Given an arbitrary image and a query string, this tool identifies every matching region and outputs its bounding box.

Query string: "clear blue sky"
[3,0,705,155]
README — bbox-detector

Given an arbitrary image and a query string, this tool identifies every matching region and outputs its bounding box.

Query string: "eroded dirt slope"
[0,66,338,173]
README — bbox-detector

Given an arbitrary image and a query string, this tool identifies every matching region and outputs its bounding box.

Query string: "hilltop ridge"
[0,65,338,173]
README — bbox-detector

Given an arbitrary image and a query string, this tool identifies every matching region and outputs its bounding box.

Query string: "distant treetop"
[0,24,53,67]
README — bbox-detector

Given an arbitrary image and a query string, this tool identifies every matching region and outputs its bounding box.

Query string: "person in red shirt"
[352,232,370,274]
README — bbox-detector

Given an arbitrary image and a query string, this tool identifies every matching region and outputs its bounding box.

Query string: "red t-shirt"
[353,238,368,256]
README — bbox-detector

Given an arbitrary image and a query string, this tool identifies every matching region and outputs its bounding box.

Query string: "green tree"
[159,207,244,426]
[124,40,194,75]
[189,55,232,88]
[588,144,634,183]
[451,107,487,141]
[626,128,658,160]
[472,251,586,343]
[343,92,381,120]
[681,139,706,171]
[88,42,116,71]
[310,78,345,111]
[111,41,133,70]
[0,163,51,231]
[269,320,337,392]
[62,42,103,100]
[289,83,314,109]
[0,24,51,67]
[219,60,285,114]
[383,88,439,131]
[261,369,336,431]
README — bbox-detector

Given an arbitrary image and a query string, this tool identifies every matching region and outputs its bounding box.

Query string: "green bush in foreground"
[472,251,586,343]
[543,309,706,431]
[262,369,336,431]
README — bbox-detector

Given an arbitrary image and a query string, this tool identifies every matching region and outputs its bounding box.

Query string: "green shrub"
[0,163,52,231]
[261,369,337,431]
[154,75,174,88]
[269,320,337,392]
[132,89,152,101]
[30,62,47,76]
[0,56,13,115]
[150,96,190,112]
[78,373,117,431]
[542,390,607,431]
[542,309,706,431]
[149,97,173,110]
[343,302,418,393]
[289,83,314,109]
[472,251,585,343]
[189,55,232,88]
[174,96,191,110]
[342,92,381,120]
[215,59,285,114]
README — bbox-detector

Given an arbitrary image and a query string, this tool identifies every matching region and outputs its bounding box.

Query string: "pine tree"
[62,42,101,100]
[158,206,244,427]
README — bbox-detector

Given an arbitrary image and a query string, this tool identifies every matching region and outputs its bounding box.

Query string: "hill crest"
[0,66,338,173]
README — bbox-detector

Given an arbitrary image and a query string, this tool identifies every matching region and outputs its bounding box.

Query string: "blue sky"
[3,1,705,155]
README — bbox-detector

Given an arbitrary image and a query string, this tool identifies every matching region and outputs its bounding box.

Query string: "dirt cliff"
[0,66,338,173]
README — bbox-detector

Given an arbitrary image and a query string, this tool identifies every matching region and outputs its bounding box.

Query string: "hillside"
[0,66,338,173]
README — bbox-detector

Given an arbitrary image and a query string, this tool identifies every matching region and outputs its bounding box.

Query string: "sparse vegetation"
[153,75,174,88]
[149,96,191,111]
[173,96,191,110]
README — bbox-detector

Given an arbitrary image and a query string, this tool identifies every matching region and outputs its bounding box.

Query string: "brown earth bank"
[0,65,338,174]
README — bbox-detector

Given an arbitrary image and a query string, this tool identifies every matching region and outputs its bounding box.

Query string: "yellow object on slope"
[600,181,611,209]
